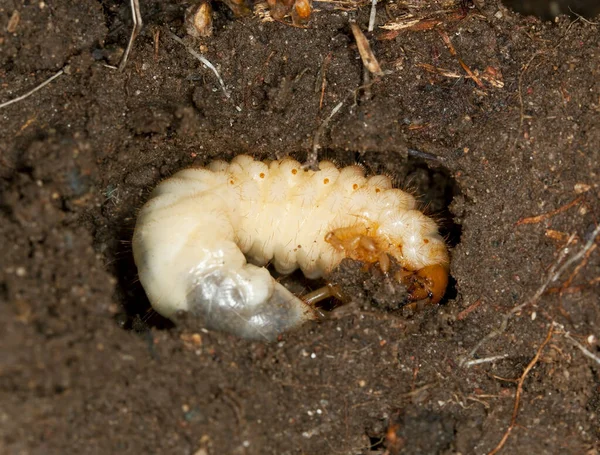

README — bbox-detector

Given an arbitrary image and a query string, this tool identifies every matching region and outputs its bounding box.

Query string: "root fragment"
[118,0,143,71]
[487,325,554,455]
[515,196,584,226]
[0,67,66,109]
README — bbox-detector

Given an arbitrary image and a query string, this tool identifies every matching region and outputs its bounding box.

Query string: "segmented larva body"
[133,155,449,340]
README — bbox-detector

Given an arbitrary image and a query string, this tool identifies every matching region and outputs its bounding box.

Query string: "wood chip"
[350,22,382,75]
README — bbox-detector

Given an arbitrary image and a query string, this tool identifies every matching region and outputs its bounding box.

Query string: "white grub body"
[133,155,449,340]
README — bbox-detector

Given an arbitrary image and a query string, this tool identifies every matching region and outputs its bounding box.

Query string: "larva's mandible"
[132,155,449,340]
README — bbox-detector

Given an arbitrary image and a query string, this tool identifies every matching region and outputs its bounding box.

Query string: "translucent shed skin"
[132,155,449,341]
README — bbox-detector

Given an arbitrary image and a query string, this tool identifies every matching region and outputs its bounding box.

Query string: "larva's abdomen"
[132,155,450,340]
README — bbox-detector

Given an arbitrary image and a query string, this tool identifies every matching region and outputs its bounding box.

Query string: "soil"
[1,0,599,454]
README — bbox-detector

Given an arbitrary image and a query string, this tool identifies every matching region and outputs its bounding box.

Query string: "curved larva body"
[133,155,449,340]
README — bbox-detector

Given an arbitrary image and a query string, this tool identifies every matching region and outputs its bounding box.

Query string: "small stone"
[186,1,213,38]
[574,182,591,194]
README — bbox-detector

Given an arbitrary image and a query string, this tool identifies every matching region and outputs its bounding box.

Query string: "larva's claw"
[396,264,449,305]
[378,252,391,274]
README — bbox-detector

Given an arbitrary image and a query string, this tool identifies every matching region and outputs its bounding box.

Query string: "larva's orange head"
[395,264,449,304]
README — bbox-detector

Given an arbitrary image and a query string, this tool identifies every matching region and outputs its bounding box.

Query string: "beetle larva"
[132,155,449,341]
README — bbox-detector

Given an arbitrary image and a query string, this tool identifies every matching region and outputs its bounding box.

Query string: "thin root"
[306,100,344,170]
[456,298,483,321]
[463,354,508,367]
[0,67,66,109]
[554,322,600,366]
[438,29,484,89]
[168,31,231,100]
[515,196,584,226]
[487,325,554,455]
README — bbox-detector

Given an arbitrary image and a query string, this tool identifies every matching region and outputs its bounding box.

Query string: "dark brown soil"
[1,1,599,454]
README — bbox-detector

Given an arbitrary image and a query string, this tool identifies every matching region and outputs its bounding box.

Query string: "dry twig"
[153,28,161,60]
[559,242,597,291]
[463,354,508,367]
[350,23,383,75]
[380,14,431,32]
[118,0,143,71]
[368,0,377,31]
[379,4,472,40]
[567,7,599,25]
[438,30,484,89]
[318,53,332,110]
[417,63,504,88]
[553,322,600,366]
[550,224,600,282]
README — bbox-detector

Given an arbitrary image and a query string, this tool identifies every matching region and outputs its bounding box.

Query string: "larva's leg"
[396,264,449,304]
[302,283,345,306]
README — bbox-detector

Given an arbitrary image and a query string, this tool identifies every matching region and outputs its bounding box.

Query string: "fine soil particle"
[1,1,599,454]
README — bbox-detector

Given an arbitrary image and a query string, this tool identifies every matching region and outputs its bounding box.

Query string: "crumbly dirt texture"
[1,1,599,454]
